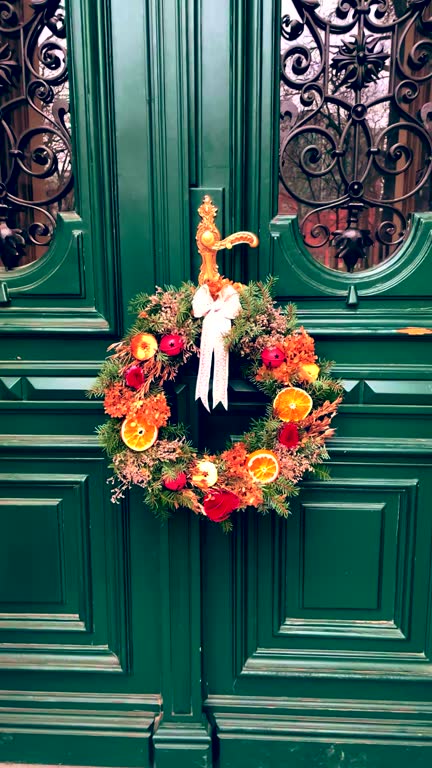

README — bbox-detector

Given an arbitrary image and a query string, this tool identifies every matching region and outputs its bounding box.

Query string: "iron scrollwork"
[279,0,432,272]
[0,0,73,270]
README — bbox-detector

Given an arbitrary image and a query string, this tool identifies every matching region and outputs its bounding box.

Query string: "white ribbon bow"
[192,283,241,411]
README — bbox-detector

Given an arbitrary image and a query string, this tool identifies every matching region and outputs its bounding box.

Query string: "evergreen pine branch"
[144,486,200,518]
[128,292,151,314]
[176,302,194,327]
[144,495,172,521]
[160,422,190,442]
[306,377,344,404]
[309,464,331,481]
[261,484,290,517]
[96,420,124,456]
[259,275,278,302]
[160,461,189,480]
[243,410,282,452]
[87,359,121,396]
[275,477,300,497]
[317,358,335,377]
[269,498,290,518]
[221,519,234,533]
[253,375,280,399]
[284,302,297,331]
[126,317,151,337]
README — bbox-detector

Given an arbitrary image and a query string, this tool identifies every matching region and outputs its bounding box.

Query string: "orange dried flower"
[256,328,317,385]
[219,442,264,508]
[220,441,249,469]
[256,361,292,385]
[132,392,171,428]
[104,383,136,418]
[240,484,264,508]
[283,327,317,372]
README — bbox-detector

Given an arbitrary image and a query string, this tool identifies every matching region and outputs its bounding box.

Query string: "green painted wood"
[0,691,157,767]
[0,0,120,338]
[301,502,384,611]
[0,501,64,606]
[153,722,212,768]
[0,0,431,765]
[269,213,432,334]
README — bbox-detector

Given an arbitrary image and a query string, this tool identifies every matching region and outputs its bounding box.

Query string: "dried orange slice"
[121,414,158,451]
[273,386,313,422]
[247,450,280,484]
[130,333,158,361]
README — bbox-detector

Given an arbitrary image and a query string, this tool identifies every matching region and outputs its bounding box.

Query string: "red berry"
[163,472,187,491]
[124,364,145,389]
[159,334,185,356]
[261,346,286,368]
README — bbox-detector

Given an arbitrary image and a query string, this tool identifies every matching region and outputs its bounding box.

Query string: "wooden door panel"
[202,450,432,689]
[214,729,432,768]
[281,490,407,624]
[0,451,128,673]
[0,432,162,764]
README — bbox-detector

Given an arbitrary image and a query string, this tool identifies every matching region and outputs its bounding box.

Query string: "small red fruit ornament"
[278,423,300,449]
[124,364,145,390]
[163,472,187,491]
[261,346,286,368]
[159,334,185,356]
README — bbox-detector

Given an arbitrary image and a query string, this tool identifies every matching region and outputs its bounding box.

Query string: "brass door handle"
[196,195,258,284]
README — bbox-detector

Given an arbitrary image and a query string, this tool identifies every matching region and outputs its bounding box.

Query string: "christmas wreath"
[91,274,343,530]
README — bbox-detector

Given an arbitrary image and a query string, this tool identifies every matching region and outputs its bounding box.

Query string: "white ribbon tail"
[195,312,214,411]
[192,284,241,411]
[212,317,230,409]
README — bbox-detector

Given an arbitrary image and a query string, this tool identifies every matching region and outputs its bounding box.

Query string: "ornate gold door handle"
[196,195,259,284]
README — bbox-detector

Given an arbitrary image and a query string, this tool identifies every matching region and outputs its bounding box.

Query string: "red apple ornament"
[159,334,185,356]
[163,472,187,491]
[261,346,286,368]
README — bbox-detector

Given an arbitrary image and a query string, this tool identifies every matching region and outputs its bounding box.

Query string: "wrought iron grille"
[279,0,432,272]
[0,0,73,270]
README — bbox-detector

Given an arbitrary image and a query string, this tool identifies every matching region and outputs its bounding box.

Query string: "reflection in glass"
[279,0,432,272]
[0,1,73,270]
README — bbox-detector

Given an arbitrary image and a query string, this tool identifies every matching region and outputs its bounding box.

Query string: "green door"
[1,1,431,767]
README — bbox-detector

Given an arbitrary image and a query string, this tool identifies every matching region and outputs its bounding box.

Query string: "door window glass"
[0,1,73,271]
[279,0,432,272]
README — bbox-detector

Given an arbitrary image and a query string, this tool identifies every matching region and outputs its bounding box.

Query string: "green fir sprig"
[88,359,121,397]
[96,420,124,456]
